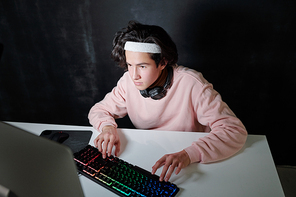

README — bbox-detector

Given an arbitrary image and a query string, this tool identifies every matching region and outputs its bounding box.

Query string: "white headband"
[124,41,161,53]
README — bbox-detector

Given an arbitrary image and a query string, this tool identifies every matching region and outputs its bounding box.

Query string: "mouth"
[134,82,143,86]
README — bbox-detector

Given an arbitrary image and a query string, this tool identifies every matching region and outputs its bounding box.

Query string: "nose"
[130,66,140,80]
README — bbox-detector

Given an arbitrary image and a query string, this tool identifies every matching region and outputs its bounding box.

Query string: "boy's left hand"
[151,150,191,182]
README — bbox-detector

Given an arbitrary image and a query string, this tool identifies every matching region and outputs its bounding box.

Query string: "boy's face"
[125,50,165,90]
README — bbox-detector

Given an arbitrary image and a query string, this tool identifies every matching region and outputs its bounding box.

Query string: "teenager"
[88,21,247,182]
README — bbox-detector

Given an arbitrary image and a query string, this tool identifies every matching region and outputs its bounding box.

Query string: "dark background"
[1,0,295,165]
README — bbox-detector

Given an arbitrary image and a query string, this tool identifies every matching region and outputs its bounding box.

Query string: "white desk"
[7,122,284,197]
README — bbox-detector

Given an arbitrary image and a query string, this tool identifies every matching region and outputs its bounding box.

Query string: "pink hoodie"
[88,66,247,163]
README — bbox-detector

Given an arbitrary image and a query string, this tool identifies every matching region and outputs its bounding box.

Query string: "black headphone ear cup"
[139,66,173,100]
[148,86,163,98]
[151,89,167,100]
[140,89,150,98]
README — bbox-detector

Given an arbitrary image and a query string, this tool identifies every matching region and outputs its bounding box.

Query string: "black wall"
[1,0,295,165]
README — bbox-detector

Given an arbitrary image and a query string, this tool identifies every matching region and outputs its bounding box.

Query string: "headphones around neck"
[139,66,173,100]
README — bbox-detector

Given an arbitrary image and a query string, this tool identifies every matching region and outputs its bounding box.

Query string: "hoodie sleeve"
[88,75,128,132]
[184,82,247,163]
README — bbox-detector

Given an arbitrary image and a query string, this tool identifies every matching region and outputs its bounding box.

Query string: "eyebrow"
[126,62,150,66]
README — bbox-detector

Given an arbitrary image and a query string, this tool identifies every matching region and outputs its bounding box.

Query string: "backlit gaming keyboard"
[74,145,179,197]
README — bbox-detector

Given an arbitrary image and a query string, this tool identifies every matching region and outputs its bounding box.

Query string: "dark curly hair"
[111,21,178,70]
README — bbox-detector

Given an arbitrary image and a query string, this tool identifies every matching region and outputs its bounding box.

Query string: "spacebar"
[133,166,159,181]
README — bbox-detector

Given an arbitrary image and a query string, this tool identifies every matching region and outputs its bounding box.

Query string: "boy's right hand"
[94,125,121,159]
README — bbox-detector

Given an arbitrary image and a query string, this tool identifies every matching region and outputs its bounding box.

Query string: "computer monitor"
[0,122,85,197]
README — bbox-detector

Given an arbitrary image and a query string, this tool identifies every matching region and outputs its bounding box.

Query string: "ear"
[159,59,168,70]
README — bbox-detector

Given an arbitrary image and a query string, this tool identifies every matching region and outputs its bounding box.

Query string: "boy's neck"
[149,67,168,89]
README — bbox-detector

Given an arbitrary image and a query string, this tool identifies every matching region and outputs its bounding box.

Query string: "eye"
[140,65,146,69]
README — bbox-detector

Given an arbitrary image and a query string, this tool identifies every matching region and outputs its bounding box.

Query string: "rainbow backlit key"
[74,145,180,197]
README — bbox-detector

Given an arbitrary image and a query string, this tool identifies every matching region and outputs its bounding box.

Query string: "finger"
[159,158,174,182]
[97,137,104,152]
[94,135,102,148]
[159,164,170,182]
[102,139,109,159]
[94,137,98,148]
[175,163,182,175]
[164,165,176,182]
[152,157,166,174]
[107,136,115,157]
[114,140,121,156]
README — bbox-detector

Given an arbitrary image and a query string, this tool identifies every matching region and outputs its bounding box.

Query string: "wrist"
[182,149,191,164]
[102,125,116,132]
